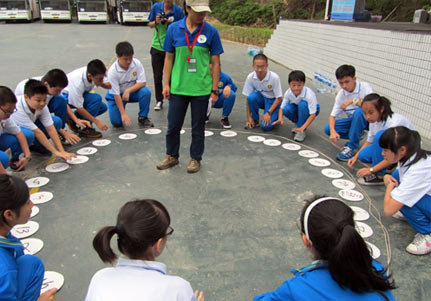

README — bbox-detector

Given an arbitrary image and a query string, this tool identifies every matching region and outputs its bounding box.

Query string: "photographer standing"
[149,1,184,111]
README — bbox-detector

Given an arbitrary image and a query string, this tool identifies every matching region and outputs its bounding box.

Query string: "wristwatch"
[211,89,220,96]
[24,155,32,161]
[369,167,374,173]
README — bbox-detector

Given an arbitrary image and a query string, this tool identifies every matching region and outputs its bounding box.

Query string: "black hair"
[379,126,431,168]
[288,70,306,83]
[41,69,68,88]
[115,41,134,57]
[0,86,17,106]
[253,53,267,63]
[0,174,29,225]
[335,64,356,79]
[362,93,393,122]
[300,196,395,297]
[24,79,48,98]
[93,199,171,264]
[87,59,107,77]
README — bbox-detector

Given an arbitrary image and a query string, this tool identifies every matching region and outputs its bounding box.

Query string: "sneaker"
[67,119,79,133]
[336,146,356,161]
[357,174,384,186]
[392,211,407,221]
[293,131,306,142]
[156,155,179,170]
[59,135,71,145]
[245,120,259,129]
[138,117,154,128]
[220,117,231,129]
[78,127,102,138]
[154,101,163,111]
[187,158,200,173]
[30,145,50,155]
[9,161,22,171]
[205,113,210,124]
[406,233,431,255]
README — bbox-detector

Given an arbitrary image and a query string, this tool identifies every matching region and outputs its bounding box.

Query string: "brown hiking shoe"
[67,119,79,133]
[157,155,179,170]
[187,158,200,173]
[78,127,102,138]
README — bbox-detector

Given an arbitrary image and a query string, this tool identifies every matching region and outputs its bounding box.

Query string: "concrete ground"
[0,21,430,300]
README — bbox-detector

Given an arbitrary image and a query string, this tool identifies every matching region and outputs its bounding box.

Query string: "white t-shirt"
[63,67,95,108]
[0,118,21,136]
[280,86,319,114]
[105,58,146,95]
[11,95,53,131]
[85,258,196,301]
[15,76,54,104]
[391,154,431,207]
[330,81,372,118]
[367,113,414,143]
[242,70,283,99]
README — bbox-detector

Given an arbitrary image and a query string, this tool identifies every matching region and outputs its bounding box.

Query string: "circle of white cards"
[350,206,370,221]
[40,271,65,294]
[119,133,137,140]
[25,177,50,188]
[180,129,186,135]
[30,191,53,204]
[263,139,281,146]
[145,128,162,135]
[30,206,40,218]
[92,139,111,147]
[77,147,98,155]
[45,162,69,173]
[355,221,373,238]
[282,143,301,151]
[11,221,39,239]
[21,238,44,255]
[321,168,344,179]
[332,179,356,190]
[298,150,319,158]
[248,135,265,143]
[339,189,364,202]
[67,155,89,165]
[366,242,381,259]
[308,158,331,167]
[204,130,214,137]
[220,130,237,137]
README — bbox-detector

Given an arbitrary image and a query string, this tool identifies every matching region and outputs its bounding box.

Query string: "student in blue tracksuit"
[0,174,57,301]
[254,196,396,300]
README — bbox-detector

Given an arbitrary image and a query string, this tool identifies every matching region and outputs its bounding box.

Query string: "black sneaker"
[138,117,154,128]
[205,113,210,124]
[9,161,21,171]
[30,145,50,155]
[67,119,79,133]
[220,116,231,129]
[358,174,384,186]
[78,127,102,138]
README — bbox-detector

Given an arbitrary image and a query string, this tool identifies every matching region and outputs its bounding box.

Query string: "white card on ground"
[338,189,364,202]
[30,206,39,218]
[248,135,265,143]
[366,242,381,259]
[41,271,65,294]
[298,150,319,158]
[25,177,49,188]
[282,143,301,151]
[355,221,373,238]
[350,206,370,221]
[220,130,237,137]
[332,179,356,190]
[77,147,98,155]
[11,221,39,239]
[321,168,344,179]
[263,139,281,146]
[204,130,214,137]
[45,162,69,173]
[308,158,331,167]
[145,128,162,135]
[92,139,111,146]
[180,129,186,135]
[119,133,137,140]
[30,191,53,204]
[67,155,89,165]
[21,238,44,255]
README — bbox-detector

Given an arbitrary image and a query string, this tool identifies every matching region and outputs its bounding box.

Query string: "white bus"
[40,0,71,22]
[76,0,108,23]
[0,0,40,21]
[118,0,152,24]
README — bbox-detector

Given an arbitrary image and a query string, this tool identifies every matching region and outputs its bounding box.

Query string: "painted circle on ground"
[220,130,237,137]
[248,135,265,143]
[350,206,370,221]
[119,133,137,140]
[145,128,162,135]
[30,206,40,218]
[21,238,44,255]
[25,177,50,188]
[321,168,344,179]
[282,143,301,151]
[204,130,214,137]
[30,191,53,204]
[263,139,281,146]
[92,139,111,146]
[41,271,65,294]
[338,189,364,202]
[332,179,356,190]
[11,221,39,239]
[45,162,69,173]
[77,147,98,155]
[298,150,319,158]
[180,129,186,135]
[366,242,381,259]
[355,221,373,238]
[308,158,331,167]
[67,155,89,165]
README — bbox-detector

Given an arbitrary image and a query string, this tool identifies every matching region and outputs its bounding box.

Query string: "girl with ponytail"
[254,196,396,300]
[85,199,204,301]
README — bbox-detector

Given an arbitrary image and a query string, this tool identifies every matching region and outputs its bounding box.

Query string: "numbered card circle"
[366,242,381,259]
[92,139,111,147]
[338,189,364,202]
[45,162,69,173]
[30,191,53,204]
[263,139,281,146]
[119,133,137,140]
[350,206,370,221]
[308,158,331,167]
[180,129,186,135]
[282,143,301,151]
[25,177,50,188]
[204,130,214,137]
[355,221,373,238]
[21,238,44,255]
[30,206,40,218]
[145,128,162,135]
[332,179,356,190]
[321,168,344,179]
[248,135,265,143]
[220,130,237,137]
[67,155,89,165]
[41,271,65,294]
[298,150,319,158]
[77,147,98,155]
[11,221,39,239]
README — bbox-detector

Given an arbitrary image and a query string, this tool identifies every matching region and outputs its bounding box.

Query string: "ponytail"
[362,93,393,122]
[0,174,29,225]
[92,226,118,264]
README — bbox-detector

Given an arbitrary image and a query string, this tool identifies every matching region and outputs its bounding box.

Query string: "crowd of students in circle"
[1,0,430,299]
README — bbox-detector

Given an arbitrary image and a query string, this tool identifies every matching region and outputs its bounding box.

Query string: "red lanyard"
[184,20,205,63]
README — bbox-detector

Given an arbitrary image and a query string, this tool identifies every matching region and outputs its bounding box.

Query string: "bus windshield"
[77,1,106,12]
[122,1,152,12]
[0,0,27,10]
[40,0,69,10]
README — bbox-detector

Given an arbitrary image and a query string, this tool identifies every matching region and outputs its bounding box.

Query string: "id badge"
[187,58,197,73]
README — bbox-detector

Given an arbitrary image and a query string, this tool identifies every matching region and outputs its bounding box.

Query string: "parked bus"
[76,0,108,23]
[40,0,72,22]
[0,0,40,21]
[118,0,152,24]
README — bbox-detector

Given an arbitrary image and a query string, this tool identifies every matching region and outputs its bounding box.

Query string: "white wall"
[264,20,431,139]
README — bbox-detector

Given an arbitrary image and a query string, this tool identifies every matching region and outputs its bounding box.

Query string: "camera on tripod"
[159,12,168,25]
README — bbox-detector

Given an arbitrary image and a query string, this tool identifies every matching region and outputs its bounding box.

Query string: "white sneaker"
[293,131,306,142]
[392,211,406,221]
[406,233,431,255]
[154,101,163,111]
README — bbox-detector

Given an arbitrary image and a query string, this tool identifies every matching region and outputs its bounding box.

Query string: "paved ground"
[0,21,430,300]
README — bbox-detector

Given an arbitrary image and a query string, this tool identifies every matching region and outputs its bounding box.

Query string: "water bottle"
[317,75,326,93]
[313,72,319,87]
